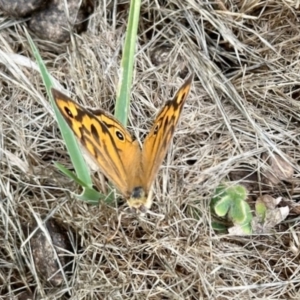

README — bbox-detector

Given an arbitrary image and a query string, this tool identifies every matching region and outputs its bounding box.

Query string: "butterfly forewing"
[141,74,193,192]
[52,88,142,197]
[91,109,144,194]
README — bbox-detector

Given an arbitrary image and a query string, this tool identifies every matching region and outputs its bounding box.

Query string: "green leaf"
[227,185,248,202]
[239,223,252,234]
[211,221,228,233]
[255,200,267,221]
[211,184,227,207]
[214,195,231,217]
[211,183,253,234]
[229,199,252,225]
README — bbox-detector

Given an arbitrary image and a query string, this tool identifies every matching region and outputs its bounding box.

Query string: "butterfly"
[52,74,193,213]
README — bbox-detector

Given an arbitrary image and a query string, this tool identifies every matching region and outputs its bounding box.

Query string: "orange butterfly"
[52,74,193,212]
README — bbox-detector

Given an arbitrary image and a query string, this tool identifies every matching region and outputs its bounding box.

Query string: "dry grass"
[1,1,300,299]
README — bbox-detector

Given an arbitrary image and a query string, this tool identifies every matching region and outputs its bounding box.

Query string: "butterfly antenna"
[106,211,125,242]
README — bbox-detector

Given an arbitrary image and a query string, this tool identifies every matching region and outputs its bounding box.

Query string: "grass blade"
[115,0,141,126]
[25,30,104,203]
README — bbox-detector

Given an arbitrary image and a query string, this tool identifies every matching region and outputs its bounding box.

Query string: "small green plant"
[211,184,252,234]
[252,195,289,233]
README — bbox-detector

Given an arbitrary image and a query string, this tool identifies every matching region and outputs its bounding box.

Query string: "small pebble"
[30,218,72,286]
[0,0,46,17]
[28,0,92,43]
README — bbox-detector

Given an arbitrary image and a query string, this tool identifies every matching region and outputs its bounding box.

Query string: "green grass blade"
[55,162,114,204]
[77,187,113,205]
[115,0,141,126]
[54,162,88,187]
[25,30,105,203]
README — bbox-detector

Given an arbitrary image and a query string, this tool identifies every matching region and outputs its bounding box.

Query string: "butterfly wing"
[52,88,142,198]
[141,74,193,193]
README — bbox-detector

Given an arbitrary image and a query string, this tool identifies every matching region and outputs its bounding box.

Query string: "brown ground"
[1,1,300,299]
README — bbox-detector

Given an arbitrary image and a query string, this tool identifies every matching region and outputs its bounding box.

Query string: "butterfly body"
[52,74,193,212]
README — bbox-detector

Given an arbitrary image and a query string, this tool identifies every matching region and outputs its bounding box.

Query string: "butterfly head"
[127,187,152,214]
